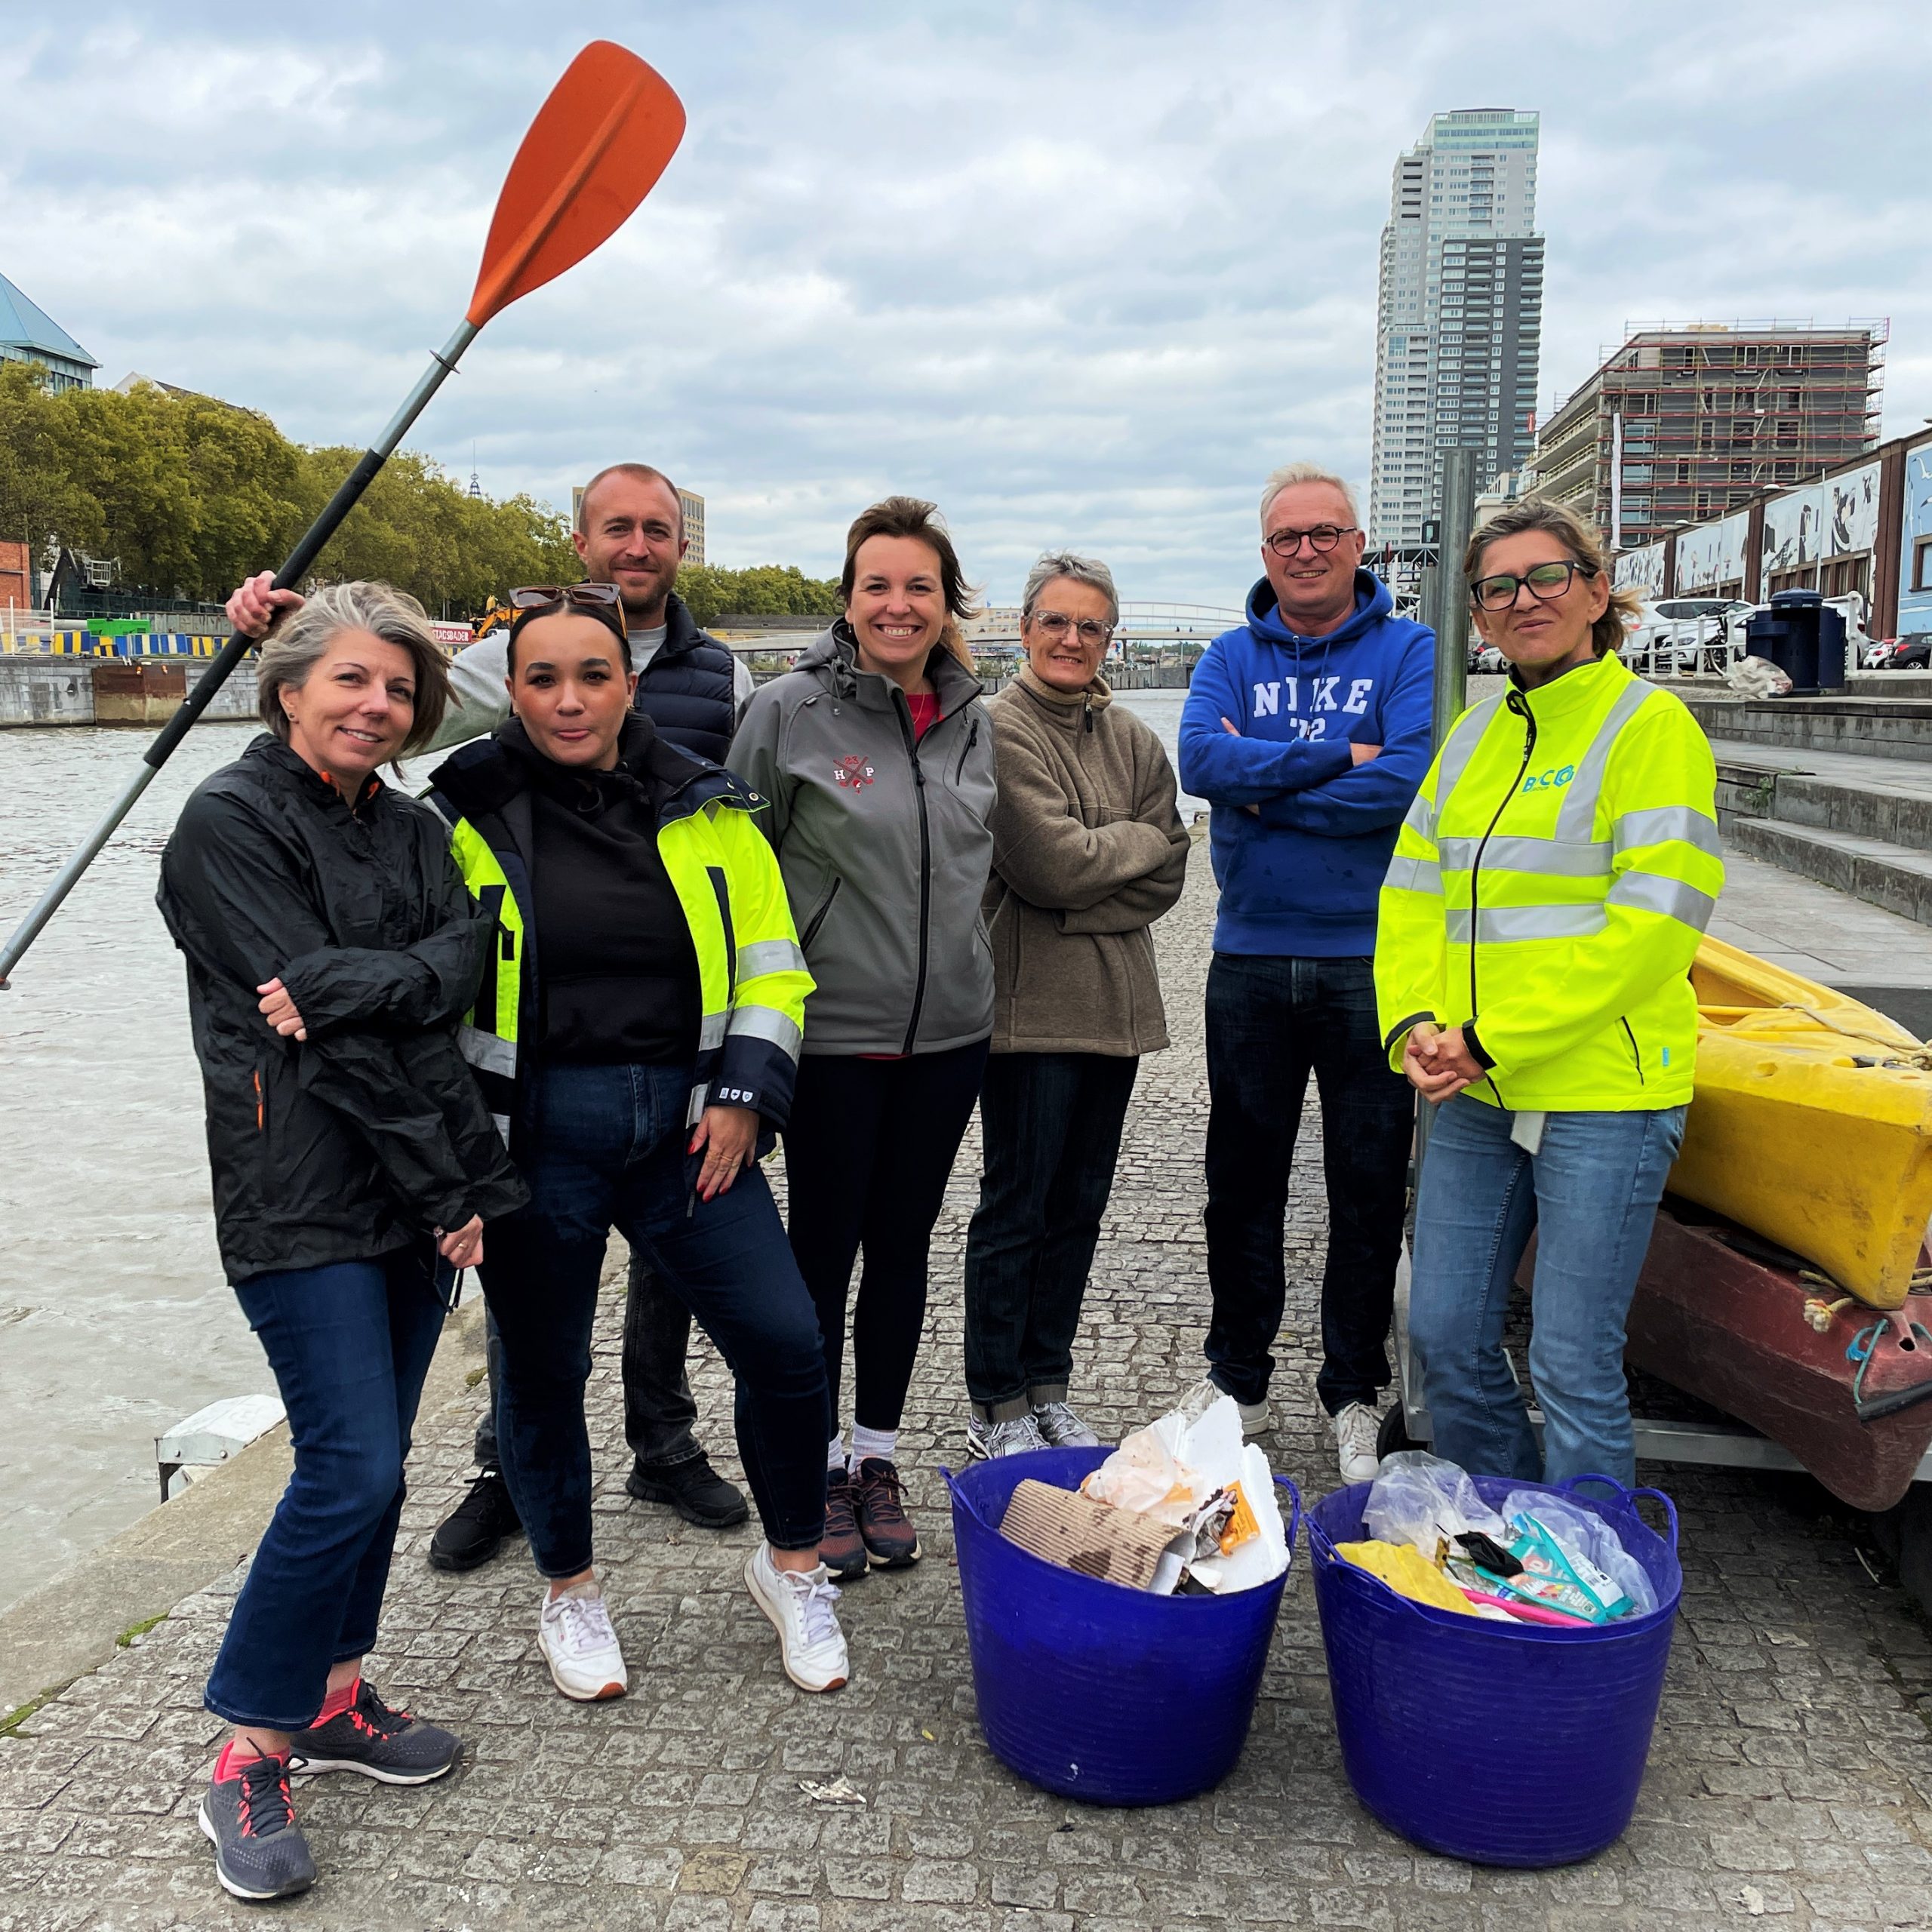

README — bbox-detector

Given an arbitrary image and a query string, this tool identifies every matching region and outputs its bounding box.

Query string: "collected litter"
[997,1381,1289,1595]
[797,1778,866,1806]
[1342,1451,1659,1625]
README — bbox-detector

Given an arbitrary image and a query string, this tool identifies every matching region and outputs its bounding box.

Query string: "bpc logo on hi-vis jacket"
[1520,764,1577,792]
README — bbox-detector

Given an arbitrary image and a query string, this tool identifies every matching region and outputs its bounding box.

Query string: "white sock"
[826,1433,848,1473]
[850,1423,897,1469]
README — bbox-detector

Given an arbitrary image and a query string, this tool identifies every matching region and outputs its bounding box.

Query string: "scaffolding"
[1534,321,1887,549]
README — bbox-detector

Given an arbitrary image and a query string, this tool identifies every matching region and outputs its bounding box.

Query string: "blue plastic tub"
[1307,1472,1681,1867]
[946,1445,1302,1806]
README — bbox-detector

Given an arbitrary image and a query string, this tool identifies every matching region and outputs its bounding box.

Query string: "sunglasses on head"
[509,583,623,612]
[506,582,630,660]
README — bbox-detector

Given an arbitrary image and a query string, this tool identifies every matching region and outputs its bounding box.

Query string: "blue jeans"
[205,1246,445,1729]
[1203,953,1414,1414]
[963,1051,1138,1419]
[1409,1094,1687,1488]
[481,1062,828,1573]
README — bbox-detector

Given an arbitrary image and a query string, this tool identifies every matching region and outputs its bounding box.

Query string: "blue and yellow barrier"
[1,632,227,658]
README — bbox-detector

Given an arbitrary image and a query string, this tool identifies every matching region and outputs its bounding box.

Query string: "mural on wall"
[1897,441,1932,636]
[1674,512,1749,592]
[1826,462,1880,558]
[1614,540,1666,595]
[1761,484,1823,577]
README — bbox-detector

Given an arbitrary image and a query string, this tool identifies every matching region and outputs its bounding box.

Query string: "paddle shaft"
[0,319,479,986]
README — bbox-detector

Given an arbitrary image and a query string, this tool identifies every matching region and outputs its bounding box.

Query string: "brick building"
[1535,321,1884,553]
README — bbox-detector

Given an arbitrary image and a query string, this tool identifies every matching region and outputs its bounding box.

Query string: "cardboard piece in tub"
[998,1478,1176,1589]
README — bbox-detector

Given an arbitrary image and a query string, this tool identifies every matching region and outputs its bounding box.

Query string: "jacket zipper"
[899,694,934,1055]
[800,876,843,950]
[954,713,981,784]
[1620,1017,1646,1084]
[253,1068,263,1132]
[1466,691,1537,1105]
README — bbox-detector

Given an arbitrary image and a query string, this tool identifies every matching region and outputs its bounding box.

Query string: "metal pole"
[1433,446,1478,749]
[1411,448,1480,1189]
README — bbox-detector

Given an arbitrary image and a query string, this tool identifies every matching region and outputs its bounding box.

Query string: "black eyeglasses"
[1029,611,1115,645]
[1469,560,1597,611]
[1264,524,1358,558]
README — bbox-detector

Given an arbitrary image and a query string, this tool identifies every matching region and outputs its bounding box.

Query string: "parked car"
[1864,640,1901,669]
[1890,635,1932,670]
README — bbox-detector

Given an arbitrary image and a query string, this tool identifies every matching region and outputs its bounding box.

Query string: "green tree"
[678,562,841,628]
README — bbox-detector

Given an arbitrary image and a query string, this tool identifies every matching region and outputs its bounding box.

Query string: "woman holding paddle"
[158,583,528,1903]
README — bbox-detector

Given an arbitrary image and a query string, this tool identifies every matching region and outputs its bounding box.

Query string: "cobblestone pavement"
[5,854,1932,1930]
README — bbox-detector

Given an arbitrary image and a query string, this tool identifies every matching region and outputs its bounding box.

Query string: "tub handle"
[1558,1472,1679,1554]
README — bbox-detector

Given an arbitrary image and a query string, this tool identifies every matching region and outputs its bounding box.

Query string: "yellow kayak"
[1674,938,1932,1309]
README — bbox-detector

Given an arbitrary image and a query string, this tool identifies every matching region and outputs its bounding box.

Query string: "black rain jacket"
[156,734,528,1284]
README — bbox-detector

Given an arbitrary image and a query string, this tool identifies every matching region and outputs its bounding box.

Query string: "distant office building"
[1367,109,1544,548]
[569,479,705,565]
[678,489,706,567]
[1534,321,1886,552]
[0,271,98,392]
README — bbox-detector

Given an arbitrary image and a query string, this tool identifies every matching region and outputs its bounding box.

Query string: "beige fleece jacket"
[984,666,1190,1056]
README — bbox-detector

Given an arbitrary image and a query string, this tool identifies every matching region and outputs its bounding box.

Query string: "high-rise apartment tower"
[1367,109,1543,549]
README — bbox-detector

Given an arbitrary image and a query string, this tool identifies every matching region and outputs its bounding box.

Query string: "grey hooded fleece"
[729,623,996,1057]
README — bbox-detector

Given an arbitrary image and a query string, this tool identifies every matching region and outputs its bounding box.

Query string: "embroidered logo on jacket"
[832,755,876,789]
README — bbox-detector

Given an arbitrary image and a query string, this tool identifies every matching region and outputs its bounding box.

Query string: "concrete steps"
[1713,743,1932,928]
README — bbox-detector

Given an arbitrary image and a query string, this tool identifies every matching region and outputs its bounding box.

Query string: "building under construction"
[1534,321,1885,554]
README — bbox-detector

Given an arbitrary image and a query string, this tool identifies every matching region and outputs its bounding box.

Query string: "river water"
[0,693,1203,1611]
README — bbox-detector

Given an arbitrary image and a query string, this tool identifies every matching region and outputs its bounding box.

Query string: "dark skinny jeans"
[1203,952,1414,1416]
[963,1051,1139,1420]
[783,1041,989,1436]
[481,1061,829,1572]
[205,1245,445,1730]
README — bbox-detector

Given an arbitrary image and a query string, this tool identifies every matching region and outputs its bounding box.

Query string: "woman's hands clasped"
[1402,1022,1484,1102]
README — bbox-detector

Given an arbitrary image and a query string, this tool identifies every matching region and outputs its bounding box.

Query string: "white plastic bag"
[1364,1451,1507,1561]
[1498,1489,1657,1619]
[1724,654,1791,698]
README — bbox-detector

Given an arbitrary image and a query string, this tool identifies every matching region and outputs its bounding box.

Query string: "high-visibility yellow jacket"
[425,730,813,1147]
[1374,649,1723,1111]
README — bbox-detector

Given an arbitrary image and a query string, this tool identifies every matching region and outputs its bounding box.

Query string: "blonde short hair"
[1259,463,1360,531]
[1464,497,1641,659]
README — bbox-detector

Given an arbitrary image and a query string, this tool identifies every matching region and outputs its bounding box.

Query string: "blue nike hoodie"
[1179,567,1435,955]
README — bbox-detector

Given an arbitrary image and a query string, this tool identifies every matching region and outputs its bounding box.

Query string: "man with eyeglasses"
[1178,462,1434,1483]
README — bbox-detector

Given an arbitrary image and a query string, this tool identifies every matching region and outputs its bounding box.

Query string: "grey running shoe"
[198,1752,315,1902]
[288,1679,461,1785]
[966,1412,1048,1460]
[1032,1401,1101,1449]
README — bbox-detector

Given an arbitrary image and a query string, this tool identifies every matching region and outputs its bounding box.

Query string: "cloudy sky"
[5,1,1927,605]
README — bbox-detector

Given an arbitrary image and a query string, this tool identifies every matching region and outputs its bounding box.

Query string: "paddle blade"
[467,42,685,327]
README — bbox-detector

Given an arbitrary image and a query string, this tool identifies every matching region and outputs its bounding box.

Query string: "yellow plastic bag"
[1335,1539,1483,1617]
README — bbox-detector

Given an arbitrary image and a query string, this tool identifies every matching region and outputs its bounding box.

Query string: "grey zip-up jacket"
[729,623,996,1056]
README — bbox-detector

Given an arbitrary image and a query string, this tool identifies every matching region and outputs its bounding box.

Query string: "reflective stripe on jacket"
[427,742,812,1144]
[1374,648,1723,1110]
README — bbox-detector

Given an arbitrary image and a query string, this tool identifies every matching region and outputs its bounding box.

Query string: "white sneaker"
[1332,1401,1382,1483]
[537,1580,627,1702]
[1031,1401,1101,1449]
[744,1547,849,1694]
[967,1412,1048,1460]
[1236,1398,1272,1441]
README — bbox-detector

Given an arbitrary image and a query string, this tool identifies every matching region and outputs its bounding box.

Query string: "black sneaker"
[198,1752,315,1902]
[429,1468,521,1572]
[854,1457,921,1571]
[287,1680,462,1786]
[626,1451,750,1529]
